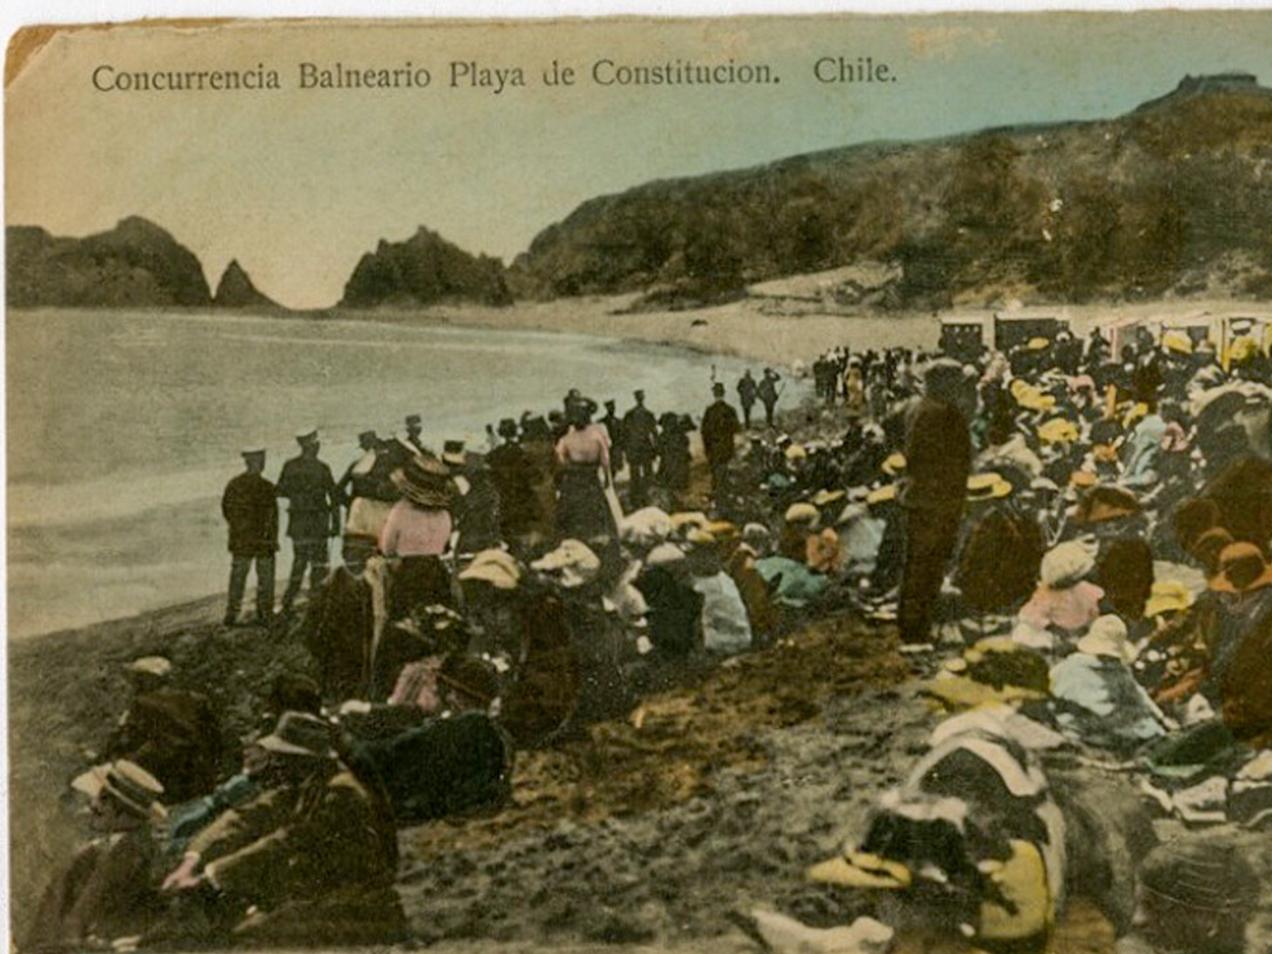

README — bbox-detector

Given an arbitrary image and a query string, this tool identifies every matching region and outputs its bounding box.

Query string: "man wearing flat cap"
[276,430,341,617]
[221,447,279,627]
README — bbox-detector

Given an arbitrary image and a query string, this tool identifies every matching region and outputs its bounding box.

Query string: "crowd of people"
[29,319,1272,952]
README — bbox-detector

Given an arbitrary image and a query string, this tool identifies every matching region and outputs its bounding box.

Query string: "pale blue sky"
[8,12,1272,307]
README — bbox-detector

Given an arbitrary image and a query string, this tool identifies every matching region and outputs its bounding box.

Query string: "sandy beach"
[345,286,1272,369]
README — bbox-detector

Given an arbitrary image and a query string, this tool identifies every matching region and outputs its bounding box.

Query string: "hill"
[6,217,212,307]
[513,72,1272,309]
[340,226,512,308]
[212,259,280,309]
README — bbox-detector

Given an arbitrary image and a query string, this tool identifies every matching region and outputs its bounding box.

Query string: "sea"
[6,309,802,639]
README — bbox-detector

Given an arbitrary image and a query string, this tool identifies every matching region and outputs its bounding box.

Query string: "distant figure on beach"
[701,382,742,495]
[221,447,279,627]
[623,389,659,507]
[337,430,398,543]
[758,368,782,428]
[405,413,426,454]
[600,399,625,475]
[737,370,758,428]
[276,429,341,617]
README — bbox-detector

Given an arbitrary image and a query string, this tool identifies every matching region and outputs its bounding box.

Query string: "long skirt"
[556,466,617,541]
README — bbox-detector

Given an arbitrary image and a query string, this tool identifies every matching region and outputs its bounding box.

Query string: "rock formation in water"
[212,259,279,309]
[511,72,1272,308]
[6,216,213,307]
[340,226,512,308]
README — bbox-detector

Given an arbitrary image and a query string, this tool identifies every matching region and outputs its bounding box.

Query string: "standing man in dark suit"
[622,389,659,507]
[222,447,278,627]
[701,382,742,496]
[276,429,341,616]
[898,360,972,644]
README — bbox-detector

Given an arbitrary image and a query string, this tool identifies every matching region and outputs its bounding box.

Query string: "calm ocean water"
[7,309,797,639]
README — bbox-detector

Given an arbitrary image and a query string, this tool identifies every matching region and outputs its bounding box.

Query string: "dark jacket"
[276,456,339,540]
[222,472,279,557]
[900,397,971,511]
[622,405,659,463]
[701,400,741,465]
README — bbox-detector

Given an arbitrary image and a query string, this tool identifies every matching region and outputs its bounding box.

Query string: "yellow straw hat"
[1037,418,1079,445]
[1162,330,1193,355]
[807,850,912,890]
[1026,336,1051,351]
[1144,581,1194,618]
[866,484,898,505]
[881,452,907,476]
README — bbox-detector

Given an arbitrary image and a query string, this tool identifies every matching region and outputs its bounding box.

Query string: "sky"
[7,12,1272,308]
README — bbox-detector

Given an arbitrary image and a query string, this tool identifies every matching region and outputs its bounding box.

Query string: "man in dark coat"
[276,429,341,616]
[758,368,782,428]
[162,712,404,946]
[221,448,278,627]
[487,418,541,540]
[898,360,972,644]
[701,382,742,495]
[600,399,625,474]
[105,657,224,804]
[623,389,659,507]
[736,370,758,428]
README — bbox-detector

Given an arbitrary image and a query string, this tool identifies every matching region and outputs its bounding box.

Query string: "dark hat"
[712,382,725,396]
[497,418,518,438]
[437,654,500,708]
[392,455,454,508]
[405,414,422,427]
[604,399,616,410]
[358,429,377,442]
[241,447,266,460]
[634,389,646,400]
[257,710,336,760]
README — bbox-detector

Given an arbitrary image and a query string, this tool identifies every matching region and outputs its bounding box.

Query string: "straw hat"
[1073,486,1140,525]
[881,452,907,476]
[1025,337,1051,351]
[126,656,172,680]
[1076,614,1135,663]
[669,511,709,533]
[1162,330,1193,355]
[784,502,820,525]
[866,484,897,505]
[704,520,739,541]
[811,489,846,508]
[1040,540,1096,588]
[1144,581,1194,618]
[645,542,687,567]
[784,444,808,462]
[258,711,337,760]
[1069,469,1097,489]
[1210,542,1272,594]
[620,507,673,547]
[100,760,167,820]
[1037,418,1079,445]
[458,549,522,591]
[685,527,718,547]
[807,850,912,890]
[966,472,1012,501]
[530,539,601,588]
[392,455,453,508]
